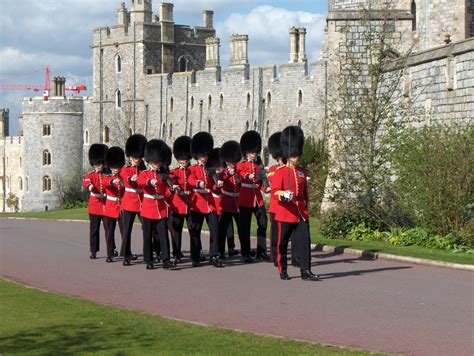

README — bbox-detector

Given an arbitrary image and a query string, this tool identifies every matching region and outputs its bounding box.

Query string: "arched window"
[298,90,303,107]
[169,123,173,138]
[246,93,251,108]
[116,89,122,108]
[190,96,194,110]
[266,91,272,107]
[103,126,110,143]
[253,121,257,130]
[208,95,212,110]
[42,175,52,192]
[116,54,122,73]
[245,121,249,131]
[411,0,416,31]
[162,123,166,139]
[25,177,29,192]
[189,122,193,136]
[18,177,23,191]
[42,150,51,166]
[178,56,187,72]
[219,94,224,109]
[84,129,89,144]
[265,120,269,138]
[170,97,174,112]
[19,156,22,168]
[208,120,211,133]
[298,120,302,127]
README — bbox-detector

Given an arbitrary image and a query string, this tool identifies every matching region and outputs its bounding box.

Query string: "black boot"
[106,256,113,263]
[210,256,223,268]
[131,254,138,260]
[162,259,176,269]
[257,250,270,260]
[192,260,200,267]
[280,271,290,280]
[228,248,239,256]
[123,258,131,266]
[243,255,253,263]
[199,253,207,262]
[301,270,319,281]
[90,252,97,260]
[146,262,154,270]
[113,250,119,257]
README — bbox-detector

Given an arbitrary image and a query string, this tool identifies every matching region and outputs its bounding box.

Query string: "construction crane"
[0,67,87,100]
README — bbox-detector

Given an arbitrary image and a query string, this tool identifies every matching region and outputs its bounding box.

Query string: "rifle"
[205,167,224,186]
[256,156,270,190]
[159,166,178,189]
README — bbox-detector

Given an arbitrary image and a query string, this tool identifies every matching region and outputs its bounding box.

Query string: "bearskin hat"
[191,132,214,159]
[88,143,108,166]
[267,132,282,160]
[280,126,305,158]
[173,136,192,161]
[163,142,172,167]
[105,146,125,169]
[206,147,223,170]
[220,140,242,164]
[145,139,170,164]
[240,130,262,156]
[125,134,147,158]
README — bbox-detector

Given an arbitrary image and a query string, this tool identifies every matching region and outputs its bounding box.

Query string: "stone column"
[289,26,299,63]
[298,27,307,64]
[205,37,220,68]
[203,10,213,28]
[229,34,249,67]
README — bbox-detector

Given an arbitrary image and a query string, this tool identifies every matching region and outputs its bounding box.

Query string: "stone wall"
[0,136,24,212]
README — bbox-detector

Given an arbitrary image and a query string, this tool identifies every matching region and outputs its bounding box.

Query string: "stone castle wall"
[0,136,24,212]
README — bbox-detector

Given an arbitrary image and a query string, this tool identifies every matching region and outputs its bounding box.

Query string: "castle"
[1,0,473,212]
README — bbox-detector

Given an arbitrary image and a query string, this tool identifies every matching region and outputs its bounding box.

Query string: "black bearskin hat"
[220,140,242,164]
[281,126,304,158]
[240,130,262,156]
[105,146,125,169]
[207,148,223,170]
[145,139,170,164]
[173,136,192,161]
[125,134,147,158]
[191,132,214,159]
[267,132,282,160]
[88,143,108,166]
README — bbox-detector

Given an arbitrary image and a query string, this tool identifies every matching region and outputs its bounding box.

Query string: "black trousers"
[142,217,170,264]
[189,211,219,262]
[218,212,240,254]
[103,216,119,258]
[270,213,299,264]
[239,205,267,257]
[168,212,191,257]
[120,210,140,258]
[89,214,104,253]
[276,219,311,273]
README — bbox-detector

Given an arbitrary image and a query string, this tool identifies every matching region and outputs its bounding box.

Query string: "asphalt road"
[1,219,473,355]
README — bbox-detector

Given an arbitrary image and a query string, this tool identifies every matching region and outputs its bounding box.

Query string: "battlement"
[21,97,83,115]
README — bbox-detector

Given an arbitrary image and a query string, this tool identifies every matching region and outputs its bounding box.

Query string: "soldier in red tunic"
[137,139,175,270]
[119,134,147,266]
[168,136,192,263]
[271,126,319,281]
[83,143,108,259]
[218,140,242,258]
[102,146,125,263]
[236,131,270,263]
[187,132,223,268]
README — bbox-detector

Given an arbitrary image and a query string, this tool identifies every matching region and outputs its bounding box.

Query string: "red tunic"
[267,164,283,214]
[169,166,192,215]
[271,165,309,223]
[83,171,106,216]
[102,174,123,219]
[236,160,265,208]
[187,164,217,213]
[220,169,240,214]
[137,169,171,220]
[119,164,144,213]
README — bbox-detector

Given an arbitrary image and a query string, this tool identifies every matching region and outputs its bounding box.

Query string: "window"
[178,56,187,72]
[189,122,193,136]
[265,120,269,138]
[208,120,211,133]
[103,126,110,143]
[43,124,51,136]
[43,150,51,166]
[411,0,416,31]
[18,177,23,191]
[190,96,194,110]
[246,93,251,108]
[266,92,271,107]
[169,123,173,138]
[253,121,257,130]
[298,120,302,127]
[116,89,122,108]
[128,128,133,136]
[116,54,122,73]
[25,177,29,191]
[219,94,223,109]
[170,97,174,112]
[245,121,249,131]
[42,175,52,192]
[208,95,212,110]
[147,68,153,75]
[297,90,303,107]
[19,157,22,168]
[84,129,89,144]
[162,123,166,139]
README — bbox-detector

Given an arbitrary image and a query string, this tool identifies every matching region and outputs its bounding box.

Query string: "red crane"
[0,67,87,100]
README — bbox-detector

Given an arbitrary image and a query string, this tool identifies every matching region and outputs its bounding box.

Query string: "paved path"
[1,219,473,355]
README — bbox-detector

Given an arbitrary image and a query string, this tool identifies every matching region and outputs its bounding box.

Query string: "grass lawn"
[2,208,473,265]
[0,279,375,355]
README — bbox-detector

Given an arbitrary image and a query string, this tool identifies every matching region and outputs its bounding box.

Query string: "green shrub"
[458,219,474,247]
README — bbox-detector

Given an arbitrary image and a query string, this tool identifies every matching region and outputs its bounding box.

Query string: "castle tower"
[117,2,129,27]
[130,0,152,23]
[160,2,175,73]
[205,37,220,69]
[0,108,9,138]
[229,34,249,67]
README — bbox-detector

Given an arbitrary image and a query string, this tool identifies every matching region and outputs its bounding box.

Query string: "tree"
[6,193,19,212]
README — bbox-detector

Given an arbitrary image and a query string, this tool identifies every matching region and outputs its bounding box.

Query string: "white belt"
[212,193,221,199]
[125,187,142,193]
[90,193,105,198]
[144,194,164,200]
[222,190,239,197]
[106,195,121,201]
[178,191,191,196]
[193,188,211,193]
[241,183,259,189]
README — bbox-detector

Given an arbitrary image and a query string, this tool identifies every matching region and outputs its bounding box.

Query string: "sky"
[0,0,328,135]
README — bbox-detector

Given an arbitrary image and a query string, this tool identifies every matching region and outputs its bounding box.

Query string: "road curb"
[3,216,473,272]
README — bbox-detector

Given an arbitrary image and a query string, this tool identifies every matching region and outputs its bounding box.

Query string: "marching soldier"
[137,139,176,270]
[218,140,242,258]
[102,146,125,263]
[271,126,319,281]
[120,134,147,266]
[83,143,108,259]
[187,132,223,268]
[236,131,270,262]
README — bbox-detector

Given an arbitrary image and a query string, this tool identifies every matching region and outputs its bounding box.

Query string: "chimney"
[229,34,249,67]
[53,77,59,96]
[117,2,129,26]
[203,10,214,28]
[205,37,220,68]
[130,0,152,23]
[289,26,299,63]
[298,27,307,63]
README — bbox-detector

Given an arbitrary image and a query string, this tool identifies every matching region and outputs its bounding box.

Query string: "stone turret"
[0,108,9,138]
[289,27,307,64]
[160,2,175,73]
[229,34,249,67]
[205,37,220,69]
[130,0,152,23]
[117,2,129,27]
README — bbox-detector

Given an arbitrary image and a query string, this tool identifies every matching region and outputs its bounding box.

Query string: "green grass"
[0,279,375,355]
[2,208,473,265]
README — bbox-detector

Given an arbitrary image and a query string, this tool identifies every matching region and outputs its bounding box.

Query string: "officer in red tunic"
[137,139,175,270]
[236,131,270,263]
[102,146,125,263]
[168,136,192,263]
[83,143,108,259]
[218,140,242,258]
[120,134,147,266]
[271,126,319,281]
[187,132,223,268]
